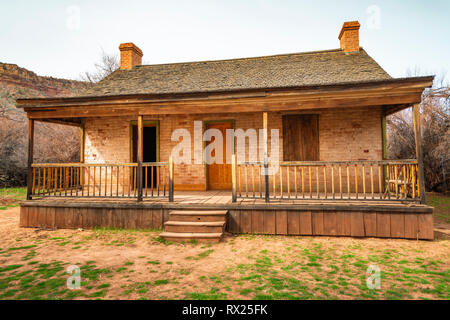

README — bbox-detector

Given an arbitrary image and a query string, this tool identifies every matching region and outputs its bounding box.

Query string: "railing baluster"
[117,166,120,197]
[331,165,335,200]
[346,164,350,200]
[280,166,283,199]
[259,165,262,198]
[394,165,399,199]
[378,164,382,200]
[370,164,374,199]
[354,164,358,199]
[402,165,407,199]
[362,164,366,200]
[308,166,312,199]
[324,166,327,199]
[301,167,305,199]
[252,165,255,198]
[338,165,342,199]
[316,166,319,199]
[287,166,290,199]
[294,166,298,199]
[272,166,276,199]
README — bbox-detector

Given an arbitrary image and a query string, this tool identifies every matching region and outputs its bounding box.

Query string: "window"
[282,114,319,161]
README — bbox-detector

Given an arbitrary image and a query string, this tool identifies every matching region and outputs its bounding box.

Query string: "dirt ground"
[0,207,448,300]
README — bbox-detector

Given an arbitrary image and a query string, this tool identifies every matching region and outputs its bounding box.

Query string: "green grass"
[427,193,450,224]
[0,187,27,210]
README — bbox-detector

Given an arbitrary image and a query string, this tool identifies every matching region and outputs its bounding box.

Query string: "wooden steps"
[160,210,228,243]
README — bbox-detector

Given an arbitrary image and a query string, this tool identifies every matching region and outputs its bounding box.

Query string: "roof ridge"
[135,48,355,68]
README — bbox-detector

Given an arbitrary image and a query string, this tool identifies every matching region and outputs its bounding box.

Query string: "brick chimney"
[338,21,360,53]
[119,43,143,70]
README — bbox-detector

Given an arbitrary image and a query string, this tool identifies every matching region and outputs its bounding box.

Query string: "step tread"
[169,210,228,216]
[165,221,225,227]
[160,232,223,238]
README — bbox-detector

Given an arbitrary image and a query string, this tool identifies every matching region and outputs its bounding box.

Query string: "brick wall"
[83,106,383,190]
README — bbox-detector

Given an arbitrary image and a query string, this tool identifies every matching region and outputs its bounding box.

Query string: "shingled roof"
[78,48,391,97]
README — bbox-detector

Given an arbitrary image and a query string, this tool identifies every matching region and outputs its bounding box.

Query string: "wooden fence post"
[26,119,35,200]
[413,104,426,204]
[169,156,174,202]
[263,112,269,203]
[232,154,237,202]
[137,116,143,202]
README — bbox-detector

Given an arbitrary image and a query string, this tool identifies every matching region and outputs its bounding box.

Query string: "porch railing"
[29,162,173,200]
[233,159,421,202]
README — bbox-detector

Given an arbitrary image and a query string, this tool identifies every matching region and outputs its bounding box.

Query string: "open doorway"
[132,122,159,187]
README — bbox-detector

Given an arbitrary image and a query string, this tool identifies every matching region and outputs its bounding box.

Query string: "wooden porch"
[20,190,434,240]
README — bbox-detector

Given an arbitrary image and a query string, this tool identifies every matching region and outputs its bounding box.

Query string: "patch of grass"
[186,249,214,261]
[8,245,37,251]
[147,260,160,265]
[154,279,169,285]
[0,264,23,272]
[0,188,27,209]
[427,193,450,223]
[188,288,227,300]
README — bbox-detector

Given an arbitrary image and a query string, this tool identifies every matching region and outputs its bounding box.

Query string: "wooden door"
[206,122,233,190]
[283,115,319,161]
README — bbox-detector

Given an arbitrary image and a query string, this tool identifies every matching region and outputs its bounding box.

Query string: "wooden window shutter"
[282,114,319,161]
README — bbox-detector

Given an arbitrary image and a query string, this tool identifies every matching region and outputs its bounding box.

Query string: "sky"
[1,0,449,84]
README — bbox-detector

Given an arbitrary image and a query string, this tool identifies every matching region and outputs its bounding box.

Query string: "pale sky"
[1,0,449,84]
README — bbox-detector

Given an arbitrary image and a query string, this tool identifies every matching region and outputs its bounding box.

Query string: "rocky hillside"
[0,63,92,187]
[0,62,91,120]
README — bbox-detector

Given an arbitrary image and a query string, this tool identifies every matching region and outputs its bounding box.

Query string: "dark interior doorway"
[132,125,158,187]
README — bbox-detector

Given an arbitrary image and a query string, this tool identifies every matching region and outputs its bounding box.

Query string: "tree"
[387,75,449,192]
[80,50,119,83]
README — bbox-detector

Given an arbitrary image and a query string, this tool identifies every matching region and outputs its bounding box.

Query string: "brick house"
[17,21,434,241]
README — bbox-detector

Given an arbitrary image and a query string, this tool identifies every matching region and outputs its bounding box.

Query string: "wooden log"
[228,210,239,233]
[312,211,324,235]
[323,212,337,236]
[251,210,264,234]
[350,212,365,237]
[336,211,351,236]
[275,210,287,235]
[364,212,377,237]
[391,213,405,238]
[240,210,252,233]
[418,214,433,240]
[376,213,391,238]
[299,211,312,235]
[287,211,300,235]
[404,214,419,239]
[263,210,276,234]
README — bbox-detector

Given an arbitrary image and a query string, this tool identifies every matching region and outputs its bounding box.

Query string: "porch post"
[231,154,237,202]
[137,115,143,202]
[169,156,174,202]
[412,104,426,204]
[26,119,34,200]
[80,122,85,186]
[263,112,269,203]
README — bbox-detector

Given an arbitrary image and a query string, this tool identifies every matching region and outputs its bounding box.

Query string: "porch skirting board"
[227,210,433,240]
[19,201,434,240]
